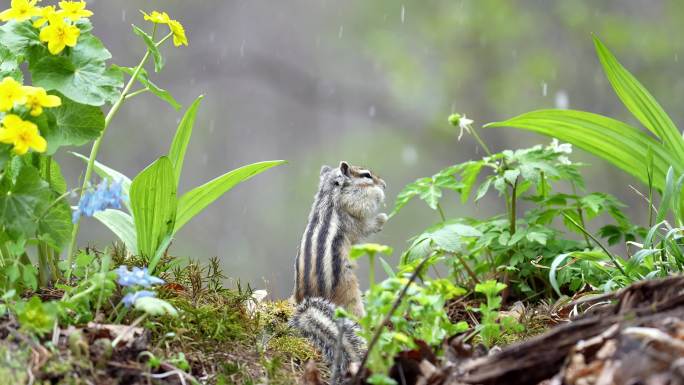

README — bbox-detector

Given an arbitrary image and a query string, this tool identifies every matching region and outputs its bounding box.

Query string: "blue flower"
[121,290,156,307]
[72,179,126,223]
[116,265,165,287]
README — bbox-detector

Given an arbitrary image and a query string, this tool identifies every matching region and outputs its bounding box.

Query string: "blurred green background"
[60,0,684,298]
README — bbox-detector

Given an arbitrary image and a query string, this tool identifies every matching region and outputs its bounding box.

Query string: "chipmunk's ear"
[320,165,332,176]
[339,161,350,177]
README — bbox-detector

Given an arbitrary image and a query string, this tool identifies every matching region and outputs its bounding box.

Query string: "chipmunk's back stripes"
[301,191,323,298]
[315,203,334,296]
[331,227,344,290]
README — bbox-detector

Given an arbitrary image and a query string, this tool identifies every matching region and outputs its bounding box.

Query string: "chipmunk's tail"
[289,297,366,377]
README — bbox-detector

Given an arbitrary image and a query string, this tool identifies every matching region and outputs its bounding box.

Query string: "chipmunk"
[289,161,387,376]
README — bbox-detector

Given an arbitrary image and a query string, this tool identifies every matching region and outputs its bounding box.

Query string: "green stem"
[469,125,493,157]
[572,183,591,248]
[562,213,628,277]
[368,254,375,287]
[509,180,517,236]
[64,49,152,280]
[436,203,446,222]
[124,88,148,100]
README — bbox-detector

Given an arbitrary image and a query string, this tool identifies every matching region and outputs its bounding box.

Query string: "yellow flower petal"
[141,10,170,24]
[168,19,188,47]
[58,1,92,21]
[0,0,41,22]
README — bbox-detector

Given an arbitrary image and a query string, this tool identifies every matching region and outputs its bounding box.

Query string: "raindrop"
[555,90,569,109]
[121,9,126,22]
[401,5,406,23]
[368,105,376,118]
[675,53,679,63]
[240,40,246,57]
[338,25,344,39]
[402,146,418,165]
[209,119,216,134]
[541,82,548,97]
[202,154,209,165]
[209,32,215,44]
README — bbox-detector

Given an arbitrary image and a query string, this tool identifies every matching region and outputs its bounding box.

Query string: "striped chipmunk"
[289,161,387,375]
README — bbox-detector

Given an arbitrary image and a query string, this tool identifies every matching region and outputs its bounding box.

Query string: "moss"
[0,340,30,384]
[267,335,318,363]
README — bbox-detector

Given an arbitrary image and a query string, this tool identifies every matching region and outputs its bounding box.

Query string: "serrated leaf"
[37,198,72,251]
[132,24,164,72]
[526,231,547,246]
[43,92,105,154]
[30,33,123,106]
[0,45,22,80]
[420,183,441,210]
[459,161,483,203]
[391,177,429,217]
[0,165,51,237]
[0,20,40,57]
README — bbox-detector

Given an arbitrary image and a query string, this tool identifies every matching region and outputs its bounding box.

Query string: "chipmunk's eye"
[360,172,372,179]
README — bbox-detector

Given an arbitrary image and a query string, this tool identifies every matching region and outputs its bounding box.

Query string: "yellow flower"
[141,10,170,24]
[168,19,188,47]
[23,86,61,116]
[39,15,80,55]
[33,5,56,27]
[0,77,27,112]
[57,0,92,21]
[0,0,41,22]
[0,114,47,155]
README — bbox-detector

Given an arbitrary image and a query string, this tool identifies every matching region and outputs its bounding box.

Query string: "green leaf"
[15,296,58,336]
[0,165,51,237]
[407,220,482,259]
[134,296,178,317]
[168,96,203,186]
[593,36,684,164]
[0,20,40,57]
[43,92,105,154]
[485,109,674,191]
[420,183,441,210]
[70,152,131,194]
[29,33,123,106]
[114,65,181,110]
[174,160,285,233]
[526,231,547,246]
[130,157,177,258]
[132,24,164,72]
[93,209,138,254]
[37,198,72,251]
[390,177,429,217]
[350,243,393,260]
[0,45,22,80]
[459,161,483,203]
[656,167,675,223]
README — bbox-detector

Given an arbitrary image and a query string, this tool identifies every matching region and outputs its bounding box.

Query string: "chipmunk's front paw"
[374,213,388,232]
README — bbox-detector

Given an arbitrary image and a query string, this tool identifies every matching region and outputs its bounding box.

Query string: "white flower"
[245,289,268,316]
[549,138,572,154]
[457,115,473,141]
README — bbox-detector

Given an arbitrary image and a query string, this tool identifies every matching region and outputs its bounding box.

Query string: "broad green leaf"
[407,220,482,259]
[29,33,123,106]
[39,156,67,194]
[168,96,203,185]
[174,160,285,233]
[0,165,51,237]
[43,92,105,154]
[350,243,393,260]
[459,161,483,203]
[70,152,132,193]
[0,20,40,57]
[115,65,181,110]
[0,45,22,80]
[130,157,177,258]
[134,297,178,317]
[132,24,164,72]
[93,209,138,254]
[420,183,441,210]
[390,177,430,217]
[485,109,674,190]
[37,197,72,251]
[593,36,684,163]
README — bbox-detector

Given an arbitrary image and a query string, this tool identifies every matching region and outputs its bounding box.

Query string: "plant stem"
[112,314,147,348]
[453,253,480,285]
[509,180,517,236]
[124,88,148,100]
[64,49,152,280]
[368,254,375,287]
[469,125,493,157]
[351,254,432,384]
[562,213,628,277]
[572,183,591,248]
[436,203,446,222]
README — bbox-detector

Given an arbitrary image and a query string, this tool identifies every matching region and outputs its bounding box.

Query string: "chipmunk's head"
[320,161,386,218]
